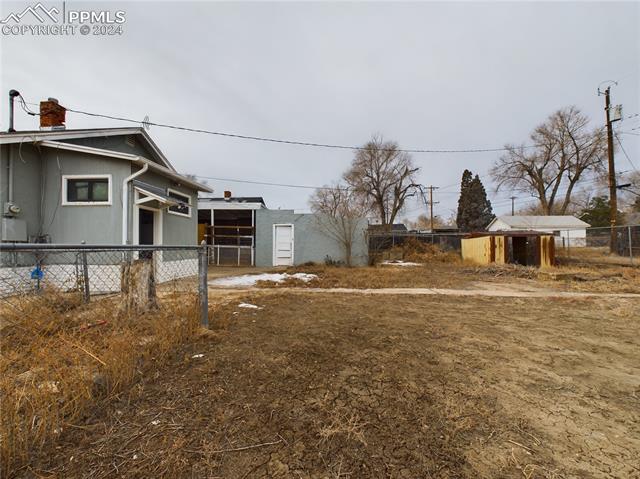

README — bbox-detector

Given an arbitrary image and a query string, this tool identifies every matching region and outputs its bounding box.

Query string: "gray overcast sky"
[1,1,639,220]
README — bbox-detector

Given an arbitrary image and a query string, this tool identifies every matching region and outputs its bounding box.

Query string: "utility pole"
[510,196,517,216]
[601,85,618,254]
[427,185,439,231]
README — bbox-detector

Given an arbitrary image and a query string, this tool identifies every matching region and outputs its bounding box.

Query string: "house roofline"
[0,127,175,172]
[37,140,213,193]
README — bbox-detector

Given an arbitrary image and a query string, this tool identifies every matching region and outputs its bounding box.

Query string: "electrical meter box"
[1,218,27,241]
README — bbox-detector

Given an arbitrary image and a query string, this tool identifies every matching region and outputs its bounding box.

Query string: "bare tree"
[491,107,607,215]
[309,184,369,266]
[344,135,419,225]
[406,214,447,231]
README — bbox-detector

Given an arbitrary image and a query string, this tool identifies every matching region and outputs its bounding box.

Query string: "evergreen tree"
[456,170,495,232]
[456,170,473,230]
[579,196,625,227]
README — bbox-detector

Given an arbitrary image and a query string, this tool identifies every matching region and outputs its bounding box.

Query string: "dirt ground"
[25,289,639,478]
[247,261,640,295]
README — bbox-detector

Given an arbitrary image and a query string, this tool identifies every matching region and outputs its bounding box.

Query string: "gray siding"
[1,142,198,246]
[254,209,368,267]
[44,149,129,244]
[62,134,161,164]
[1,144,43,238]
[134,168,198,245]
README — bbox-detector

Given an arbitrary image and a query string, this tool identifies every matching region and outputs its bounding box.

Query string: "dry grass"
[0,288,201,477]
[246,241,640,293]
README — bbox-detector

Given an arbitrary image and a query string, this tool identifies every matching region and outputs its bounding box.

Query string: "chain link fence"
[369,232,463,252]
[368,225,638,267]
[557,224,638,266]
[0,244,209,326]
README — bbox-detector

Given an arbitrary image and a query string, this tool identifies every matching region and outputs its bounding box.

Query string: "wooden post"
[120,254,158,314]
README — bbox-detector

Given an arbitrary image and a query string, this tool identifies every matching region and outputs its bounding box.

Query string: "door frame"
[272,223,294,266]
[132,204,163,246]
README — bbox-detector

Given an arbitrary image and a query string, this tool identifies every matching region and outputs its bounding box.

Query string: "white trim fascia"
[0,128,174,171]
[197,201,264,211]
[0,128,142,145]
[167,187,192,218]
[133,191,164,246]
[134,186,178,207]
[61,173,112,206]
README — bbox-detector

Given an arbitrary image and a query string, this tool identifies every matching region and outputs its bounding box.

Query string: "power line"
[193,174,345,191]
[613,131,638,172]
[60,105,543,154]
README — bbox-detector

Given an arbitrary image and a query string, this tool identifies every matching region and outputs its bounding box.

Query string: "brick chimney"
[223,190,232,200]
[39,98,66,130]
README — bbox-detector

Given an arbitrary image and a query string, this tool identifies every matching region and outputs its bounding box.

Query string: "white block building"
[486,216,590,247]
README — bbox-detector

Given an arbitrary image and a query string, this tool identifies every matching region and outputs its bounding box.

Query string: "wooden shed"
[461,232,555,267]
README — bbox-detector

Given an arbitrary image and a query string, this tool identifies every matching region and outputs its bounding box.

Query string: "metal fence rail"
[0,244,209,327]
[368,225,638,267]
[369,232,464,253]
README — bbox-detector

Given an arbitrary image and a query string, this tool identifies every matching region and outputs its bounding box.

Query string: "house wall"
[43,149,129,244]
[1,143,197,246]
[0,143,43,239]
[254,209,368,267]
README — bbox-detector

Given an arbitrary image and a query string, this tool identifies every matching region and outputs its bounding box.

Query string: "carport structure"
[197,193,266,266]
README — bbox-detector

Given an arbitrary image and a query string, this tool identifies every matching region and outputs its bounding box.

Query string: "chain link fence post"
[80,241,90,303]
[198,242,209,328]
[629,226,634,265]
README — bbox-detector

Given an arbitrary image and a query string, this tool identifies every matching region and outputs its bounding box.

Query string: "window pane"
[168,191,190,215]
[66,178,109,202]
[68,180,89,201]
[91,181,109,201]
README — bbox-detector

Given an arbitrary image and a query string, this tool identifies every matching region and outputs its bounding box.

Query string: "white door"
[273,224,294,266]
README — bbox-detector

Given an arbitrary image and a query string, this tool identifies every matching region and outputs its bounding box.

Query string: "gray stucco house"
[197,194,369,267]
[0,127,212,246]
[254,209,369,267]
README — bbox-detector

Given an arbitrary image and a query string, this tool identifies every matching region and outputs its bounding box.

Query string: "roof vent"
[224,190,232,200]
[125,135,136,147]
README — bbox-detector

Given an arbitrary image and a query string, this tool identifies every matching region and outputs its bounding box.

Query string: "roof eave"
[36,140,213,193]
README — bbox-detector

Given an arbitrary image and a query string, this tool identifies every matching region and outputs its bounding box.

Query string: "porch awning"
[134,186,178,208]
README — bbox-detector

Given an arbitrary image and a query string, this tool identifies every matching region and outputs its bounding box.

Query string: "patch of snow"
[238,303,261,309]
[381,260,422,267]
[191,354,204,359]
[210,272,318,287]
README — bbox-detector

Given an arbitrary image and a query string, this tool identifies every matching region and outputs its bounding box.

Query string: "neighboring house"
[487,215,590,247]
[1,125,211,246]
[255,209,369,267]
[198,195,369,267]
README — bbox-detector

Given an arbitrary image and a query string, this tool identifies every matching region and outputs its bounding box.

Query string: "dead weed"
[0,289,200,477]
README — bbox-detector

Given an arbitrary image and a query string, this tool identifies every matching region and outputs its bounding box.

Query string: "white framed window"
[167,188,191,217]
[62,174,112,205]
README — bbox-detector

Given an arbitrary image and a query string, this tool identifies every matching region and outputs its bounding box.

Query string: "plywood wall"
[461,236,494,265]
[539,235,555,267]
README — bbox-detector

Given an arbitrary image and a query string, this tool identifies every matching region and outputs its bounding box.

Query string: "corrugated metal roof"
[488,215,590,230]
